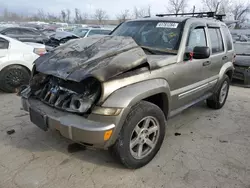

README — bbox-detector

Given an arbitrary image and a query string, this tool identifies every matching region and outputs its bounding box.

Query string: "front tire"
[207,74,230,109]
[109,101,166,169]
[0,65,30,93]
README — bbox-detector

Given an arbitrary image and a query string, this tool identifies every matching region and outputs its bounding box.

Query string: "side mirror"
[193,46,210,59]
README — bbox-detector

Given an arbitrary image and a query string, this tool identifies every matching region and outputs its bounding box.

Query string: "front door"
[170,26,210,110]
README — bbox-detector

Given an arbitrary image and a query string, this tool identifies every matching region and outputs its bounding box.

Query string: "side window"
[208,28,224,54]
[187,28,207,51]
[222,26,233,51]
[19,29,39,35]
[88,30,102,36]
[100,30,111,35]
[0,38,9,49]
[3,29,18,35]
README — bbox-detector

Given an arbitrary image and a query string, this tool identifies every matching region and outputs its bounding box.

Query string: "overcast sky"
[1,0,200,19]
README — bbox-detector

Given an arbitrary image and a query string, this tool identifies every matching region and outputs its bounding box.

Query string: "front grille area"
[31,74,101,114]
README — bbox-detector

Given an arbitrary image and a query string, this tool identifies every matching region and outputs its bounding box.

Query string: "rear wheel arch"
[225,69,233,81]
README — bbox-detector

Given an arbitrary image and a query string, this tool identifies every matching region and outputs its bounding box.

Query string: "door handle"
[222,56,228,60]
[203,61,211,66]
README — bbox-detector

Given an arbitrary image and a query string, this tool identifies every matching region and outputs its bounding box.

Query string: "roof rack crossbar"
[156,12,226,20]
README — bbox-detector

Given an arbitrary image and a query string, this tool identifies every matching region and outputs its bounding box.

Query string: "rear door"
[18,28,35,42]
[203,26,226,82]
[221,25,234,63]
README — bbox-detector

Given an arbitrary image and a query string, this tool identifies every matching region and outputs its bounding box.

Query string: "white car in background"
[0,34,46,93]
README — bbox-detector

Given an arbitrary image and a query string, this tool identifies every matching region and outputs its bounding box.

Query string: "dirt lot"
[0,86,250,188]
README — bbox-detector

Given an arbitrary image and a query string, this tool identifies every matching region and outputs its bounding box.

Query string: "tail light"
[34,48,46,56]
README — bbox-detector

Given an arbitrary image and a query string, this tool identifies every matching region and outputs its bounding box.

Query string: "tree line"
[0,0,249,28]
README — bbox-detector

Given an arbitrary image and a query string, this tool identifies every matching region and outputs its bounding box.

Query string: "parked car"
[45,31,79,48]
[0,27,49,44]
[0,34,46,92]
[233,41,250,86]
[20,15,234,168]
[41,28,56,37]
[72,28,112,38]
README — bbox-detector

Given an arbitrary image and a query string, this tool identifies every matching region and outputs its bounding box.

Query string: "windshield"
[87,29,111,36]
[111,21,183,53]
[73,28,89,37]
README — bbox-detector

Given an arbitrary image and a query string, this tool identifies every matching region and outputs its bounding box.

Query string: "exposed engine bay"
[29,73,101,114]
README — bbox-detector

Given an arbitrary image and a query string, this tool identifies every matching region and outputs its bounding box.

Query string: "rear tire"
[207,75,230,109]
[109,101,166,169]
[0,65,30,93]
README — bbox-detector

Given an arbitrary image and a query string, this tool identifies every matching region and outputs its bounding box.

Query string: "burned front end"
[29,73,101,115]
[20,35,148,148]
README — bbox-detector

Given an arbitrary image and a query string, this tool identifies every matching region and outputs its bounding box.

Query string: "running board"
[169,93,213,118]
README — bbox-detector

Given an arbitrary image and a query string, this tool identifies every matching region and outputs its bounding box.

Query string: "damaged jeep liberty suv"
[20,14,234,169]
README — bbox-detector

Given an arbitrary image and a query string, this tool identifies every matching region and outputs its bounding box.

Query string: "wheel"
[207,74,230,109]
[109,101,166,169]
[0,65,30,93]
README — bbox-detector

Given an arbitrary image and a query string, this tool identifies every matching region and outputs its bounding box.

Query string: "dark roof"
[0,27,37,31]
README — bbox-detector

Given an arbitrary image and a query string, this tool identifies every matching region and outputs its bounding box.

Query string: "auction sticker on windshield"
[156,22,179,28]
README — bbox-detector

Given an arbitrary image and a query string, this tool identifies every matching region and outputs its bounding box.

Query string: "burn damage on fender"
[35,35,149,82]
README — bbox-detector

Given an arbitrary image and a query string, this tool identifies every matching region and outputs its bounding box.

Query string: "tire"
[109,101,166,169]
[207,74,230,109]
[0,65,30,93]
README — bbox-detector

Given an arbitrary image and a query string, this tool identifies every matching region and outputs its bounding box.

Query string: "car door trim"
[177,79,218,99]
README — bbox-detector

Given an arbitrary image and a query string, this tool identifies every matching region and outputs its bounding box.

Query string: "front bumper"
[22,97,116,148]
[233,65,250,86]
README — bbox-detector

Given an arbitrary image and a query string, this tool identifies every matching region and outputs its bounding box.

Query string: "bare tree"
[167,0,187,15]
[3,8,9,20]
[37,9,46,21]
[202,0,220,12]
[202,0,231,14]
[61,10,66,22]
[74,8,82,23]
[47,13,60,22]
[66,9,71,23]
[116,9,130,23]
[81,13,88,24]
[94,9,108,24]
[231,1,250,28]
[133,7,147,18]
[147,5,152,17]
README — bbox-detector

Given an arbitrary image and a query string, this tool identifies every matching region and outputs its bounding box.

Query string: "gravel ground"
[0,86,249,188]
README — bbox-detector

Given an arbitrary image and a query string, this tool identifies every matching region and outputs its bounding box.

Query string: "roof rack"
[156,12,226,21]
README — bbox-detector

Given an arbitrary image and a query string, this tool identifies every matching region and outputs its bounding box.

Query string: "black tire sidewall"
[218,76,230,107]
[0,65,30,93]
[207,75,230,109]
[116,101,166,169]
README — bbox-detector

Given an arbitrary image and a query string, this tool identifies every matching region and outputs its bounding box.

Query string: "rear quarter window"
[0,38,9,49]
[208,28,224,54]
[2,29,18,35]
[222,26,233,51]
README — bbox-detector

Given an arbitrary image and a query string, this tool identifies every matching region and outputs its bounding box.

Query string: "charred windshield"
[111,21,183,54]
